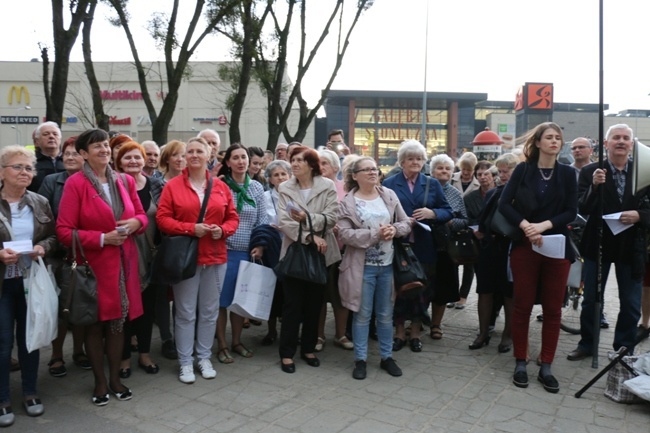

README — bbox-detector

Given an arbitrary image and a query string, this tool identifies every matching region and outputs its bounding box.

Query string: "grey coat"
[0,190,57,297]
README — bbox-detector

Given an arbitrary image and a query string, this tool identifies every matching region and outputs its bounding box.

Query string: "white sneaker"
[179,364,195,384]
[198,359,217,379]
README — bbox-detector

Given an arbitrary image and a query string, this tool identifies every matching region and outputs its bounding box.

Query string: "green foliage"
[148,12,177,51]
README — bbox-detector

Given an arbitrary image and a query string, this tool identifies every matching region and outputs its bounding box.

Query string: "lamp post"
[14,105,31,144]
[420,0,429,148]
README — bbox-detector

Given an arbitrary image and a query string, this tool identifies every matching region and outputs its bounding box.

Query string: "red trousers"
[510,241,570,364]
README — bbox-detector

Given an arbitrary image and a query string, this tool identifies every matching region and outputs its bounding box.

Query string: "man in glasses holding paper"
[568,124,650,361]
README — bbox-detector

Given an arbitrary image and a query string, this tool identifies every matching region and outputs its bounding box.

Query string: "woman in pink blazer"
[56,129,148,407]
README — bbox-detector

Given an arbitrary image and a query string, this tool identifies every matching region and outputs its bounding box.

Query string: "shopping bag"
[228,260,277,321]
[25,257,59,353]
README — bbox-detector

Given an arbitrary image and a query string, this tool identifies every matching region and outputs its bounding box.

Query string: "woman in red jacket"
[156,137,239,385]
[56,129,148,406]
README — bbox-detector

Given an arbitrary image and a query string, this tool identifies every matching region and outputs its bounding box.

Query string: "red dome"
[471,128,503,145]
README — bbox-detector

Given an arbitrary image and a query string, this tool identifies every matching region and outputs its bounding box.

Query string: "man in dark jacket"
[568,124,650,360]
[28,121,65,192]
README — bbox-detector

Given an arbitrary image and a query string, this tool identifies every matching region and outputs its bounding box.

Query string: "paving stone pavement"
[7,269,650,432]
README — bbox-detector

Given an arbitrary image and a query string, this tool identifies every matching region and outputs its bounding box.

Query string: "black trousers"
[279,276,325,359]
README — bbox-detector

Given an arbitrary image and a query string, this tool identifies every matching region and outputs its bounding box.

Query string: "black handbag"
[151,178,212,285]
[392,239,427,294]
[447,229,479,265]
[274,213,328,285]
[490,208,521,240]
[58,230,98,326]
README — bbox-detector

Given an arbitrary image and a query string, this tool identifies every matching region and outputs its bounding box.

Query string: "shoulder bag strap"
[423,175,431,208]
[0,211,14,240]
[196,177,213,224]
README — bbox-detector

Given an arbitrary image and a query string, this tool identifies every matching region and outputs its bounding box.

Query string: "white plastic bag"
[25,257,58,353]
[228,260,276,321]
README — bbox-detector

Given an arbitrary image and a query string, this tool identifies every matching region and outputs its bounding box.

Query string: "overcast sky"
[3,0,650,114]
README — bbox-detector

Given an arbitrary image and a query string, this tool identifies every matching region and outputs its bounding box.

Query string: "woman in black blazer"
[498,122,577,394]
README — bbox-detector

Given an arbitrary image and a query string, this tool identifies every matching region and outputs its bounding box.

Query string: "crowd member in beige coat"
[276,147,340,373]
[337,156,412,380]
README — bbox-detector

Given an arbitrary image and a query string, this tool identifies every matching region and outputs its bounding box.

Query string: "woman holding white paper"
[0,146,57,425]
[498,122,577,394]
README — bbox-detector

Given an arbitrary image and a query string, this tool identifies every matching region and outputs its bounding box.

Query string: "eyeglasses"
[2,164,34,173]
[63,151,81,158]
[571,146,589,151]
[354,167,379,174]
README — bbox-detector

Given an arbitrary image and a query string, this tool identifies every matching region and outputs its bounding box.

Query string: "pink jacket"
[56,172,148,321]
[337,186,412,312]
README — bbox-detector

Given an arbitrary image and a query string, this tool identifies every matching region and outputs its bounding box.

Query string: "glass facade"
[353,108,448,171]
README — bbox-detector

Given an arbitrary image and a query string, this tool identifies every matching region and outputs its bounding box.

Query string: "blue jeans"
[353,265,394,361]
[579,259,642,354]
[0,278,39,403]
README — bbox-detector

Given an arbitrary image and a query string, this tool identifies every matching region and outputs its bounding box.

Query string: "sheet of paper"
[285,201,300,214]
[468,225,479,231]
[603,212,633,235]
[3,240,34,254]
[416,221,431,232]
[532,234,565,259]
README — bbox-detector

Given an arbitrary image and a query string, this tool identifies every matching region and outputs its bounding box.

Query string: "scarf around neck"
[225,174,256,214]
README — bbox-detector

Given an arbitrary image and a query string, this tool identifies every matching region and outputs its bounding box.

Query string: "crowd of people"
[1,121,648,428]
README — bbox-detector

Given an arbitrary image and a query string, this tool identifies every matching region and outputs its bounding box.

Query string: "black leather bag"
[490,208,521,241]
[58,230,98,326]
[392,239,427,294]
[151,179,212,285]
[275,214,327,285]
[447,229,479,265]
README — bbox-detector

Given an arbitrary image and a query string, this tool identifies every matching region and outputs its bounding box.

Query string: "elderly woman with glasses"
[0,146,57,427]
[382,140,453,353]
[338,156,412,380]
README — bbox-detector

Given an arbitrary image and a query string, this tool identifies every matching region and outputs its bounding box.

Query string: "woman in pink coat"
[56,129,148,407]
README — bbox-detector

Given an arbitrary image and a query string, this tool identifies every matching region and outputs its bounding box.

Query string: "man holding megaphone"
[568,124,650,361]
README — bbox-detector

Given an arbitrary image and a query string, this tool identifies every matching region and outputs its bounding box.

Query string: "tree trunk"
[81,1,108,131]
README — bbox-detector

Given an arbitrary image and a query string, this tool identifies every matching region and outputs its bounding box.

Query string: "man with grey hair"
[275,143,288,161]
[570,137,593,171]
[568,124,650,360]
[28,121,65,192]
[198,129,220,170]
[142,140,162,178]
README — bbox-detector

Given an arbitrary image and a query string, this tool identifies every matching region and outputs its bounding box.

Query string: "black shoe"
[47,358,67,378]
[380,357,402,377]
[409,338,423,352]
[567,348,592,361]
[537,372,560,393]
[119,368,131,379]
[600,317,610,329]
[469,336,490,350]
[497,343,512,353]
[138,362,160,374]
[109,386,132,401]
[280,360,295,374]
[161,340,178,360]
[300,354,320,367]
[512,370,528,388]
[91,393,109,407]
[637,325,650,342]
[392,337,406,352]
[352,360,367,380]
[261,333,277,346]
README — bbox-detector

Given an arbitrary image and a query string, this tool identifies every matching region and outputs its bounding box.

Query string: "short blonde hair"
[159,140,186,174]
[458,152,478,170]
[0,145,36,167]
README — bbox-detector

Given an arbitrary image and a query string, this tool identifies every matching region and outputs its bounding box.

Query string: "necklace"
[189,177,206,190]
[539,168,554,181]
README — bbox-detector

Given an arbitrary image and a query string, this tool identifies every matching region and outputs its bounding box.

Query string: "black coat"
[498,160,578,261]
[578,160,650,274]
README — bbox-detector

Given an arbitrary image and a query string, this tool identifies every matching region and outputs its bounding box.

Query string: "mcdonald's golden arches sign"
[7,86,30,105]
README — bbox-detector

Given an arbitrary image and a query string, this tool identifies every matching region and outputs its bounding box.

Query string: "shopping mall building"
[2,61,650,167]
[0,61,314,149]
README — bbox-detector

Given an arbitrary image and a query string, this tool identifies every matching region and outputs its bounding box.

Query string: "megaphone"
[631,139,650,194]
